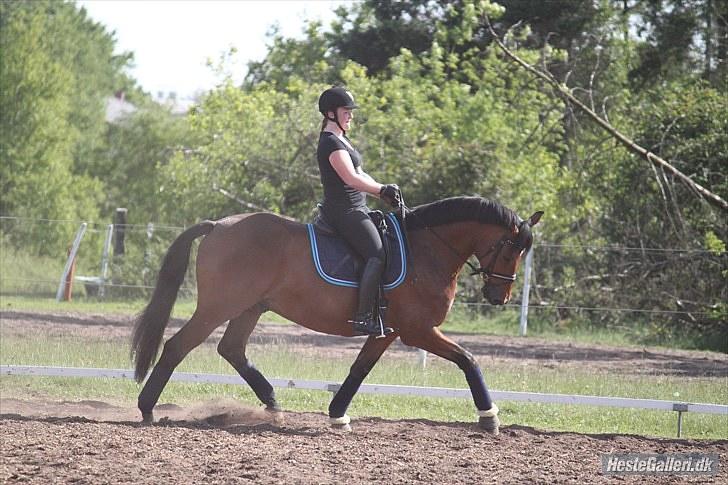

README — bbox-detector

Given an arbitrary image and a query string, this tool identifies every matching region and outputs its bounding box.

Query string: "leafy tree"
[175,1,568,227]
[0,0,134,253]
[159,79,322,224]
[328,1,440,75]
[55,2,134,174]
[245,21,344,88]
[626,0,727,89]
[97,101,194,224]
[596,81,727,344]
[0,1,102,252]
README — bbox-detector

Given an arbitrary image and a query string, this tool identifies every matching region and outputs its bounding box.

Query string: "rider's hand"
[379,184,401,209]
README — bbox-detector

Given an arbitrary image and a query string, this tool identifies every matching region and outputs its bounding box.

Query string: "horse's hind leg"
[217,304,279,411]
[328,332,397,426]
[138,310,225,422]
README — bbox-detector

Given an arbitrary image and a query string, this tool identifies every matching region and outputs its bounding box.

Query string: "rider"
[316,86,401,337]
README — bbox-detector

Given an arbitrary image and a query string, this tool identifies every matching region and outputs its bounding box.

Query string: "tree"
[625,0,727,89]
[329,1,439,75]
[0,2,95,252]
[159,79,323,224]
[97,101,194,224]
[245,21,344,88]
[0,1,134,252]
[482,4,726,346]
[168,2,570,236]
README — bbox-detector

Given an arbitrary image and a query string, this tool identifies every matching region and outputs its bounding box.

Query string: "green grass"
[0,295,713,352]
[1,330,725,440]
[442,304,710,351]
[1,294,188,316]
[0,295,290,324]
[0,247,64,299]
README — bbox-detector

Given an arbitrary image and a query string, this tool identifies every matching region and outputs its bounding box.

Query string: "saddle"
[307,208,407,291]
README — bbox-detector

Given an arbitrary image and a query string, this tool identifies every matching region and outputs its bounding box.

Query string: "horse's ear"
[528,211,544,227]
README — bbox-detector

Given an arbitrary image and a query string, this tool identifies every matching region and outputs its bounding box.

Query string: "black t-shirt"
[317,131,366,213]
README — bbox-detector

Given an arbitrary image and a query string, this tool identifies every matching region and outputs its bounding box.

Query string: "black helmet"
[318,87,358,115]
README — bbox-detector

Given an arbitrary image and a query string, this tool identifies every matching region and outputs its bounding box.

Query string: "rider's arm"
[329,150,383,197]
[358,170,378,185]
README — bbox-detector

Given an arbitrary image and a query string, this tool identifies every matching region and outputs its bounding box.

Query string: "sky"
[78,0,351,101]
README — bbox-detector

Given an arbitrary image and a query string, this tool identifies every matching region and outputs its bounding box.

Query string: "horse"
[131,196,543,434]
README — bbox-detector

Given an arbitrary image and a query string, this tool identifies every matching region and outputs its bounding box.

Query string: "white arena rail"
[2,365,726,437]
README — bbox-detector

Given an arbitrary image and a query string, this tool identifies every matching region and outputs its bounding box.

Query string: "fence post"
[519,246,534,336]
[113,208,127,256]
[143,222,154,282]
[56,223,88,302]
[674,403,688,437]
[62,247,78,301]
[98,224,114,298]
[417,348,428,369]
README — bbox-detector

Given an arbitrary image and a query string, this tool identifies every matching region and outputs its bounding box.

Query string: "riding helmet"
[318,87,358,115]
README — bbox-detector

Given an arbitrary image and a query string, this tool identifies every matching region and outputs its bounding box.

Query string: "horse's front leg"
[329,332,398,428]
[403,327,499,435]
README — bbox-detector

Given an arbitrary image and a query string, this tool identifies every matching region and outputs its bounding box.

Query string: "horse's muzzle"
[481,285,511,306]
[483,286,508,305]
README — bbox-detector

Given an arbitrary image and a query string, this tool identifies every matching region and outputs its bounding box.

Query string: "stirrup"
[349,315,393,338]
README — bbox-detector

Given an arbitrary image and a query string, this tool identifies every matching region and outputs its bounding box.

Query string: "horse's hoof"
[265,403,282,413]
[329,414,352,432]
[478,415,500,435]
[141,411,154,424]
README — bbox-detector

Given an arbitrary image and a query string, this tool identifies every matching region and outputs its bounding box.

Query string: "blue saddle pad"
[307,213,407,290]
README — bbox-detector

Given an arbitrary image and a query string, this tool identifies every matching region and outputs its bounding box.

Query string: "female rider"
[316,87,401,337]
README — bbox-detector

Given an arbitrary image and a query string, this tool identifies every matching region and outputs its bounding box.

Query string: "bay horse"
[131,196,542,434]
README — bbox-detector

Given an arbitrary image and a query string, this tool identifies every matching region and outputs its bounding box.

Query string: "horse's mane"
[405,196,521,231]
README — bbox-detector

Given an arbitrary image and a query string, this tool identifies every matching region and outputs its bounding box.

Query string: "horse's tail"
[131,220,215,382]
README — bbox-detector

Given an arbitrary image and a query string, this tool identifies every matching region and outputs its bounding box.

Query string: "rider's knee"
[365,253,385,270]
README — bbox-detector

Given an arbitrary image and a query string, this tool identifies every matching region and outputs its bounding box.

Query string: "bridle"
[425,224,519,287]
[398,195,521,289]
[468,235,518,286]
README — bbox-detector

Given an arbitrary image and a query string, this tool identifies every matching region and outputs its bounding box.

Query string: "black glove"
[379,184,401,209]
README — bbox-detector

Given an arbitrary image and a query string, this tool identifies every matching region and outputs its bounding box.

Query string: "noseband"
[467,236,517,286]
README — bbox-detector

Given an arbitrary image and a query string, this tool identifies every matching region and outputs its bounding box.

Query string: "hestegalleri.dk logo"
[601,453,719,475]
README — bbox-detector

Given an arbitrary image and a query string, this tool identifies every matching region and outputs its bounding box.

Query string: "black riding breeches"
[324,208,385,317]
[325,209,385,264]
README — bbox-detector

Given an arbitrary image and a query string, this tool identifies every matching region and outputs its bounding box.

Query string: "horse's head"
[474,211,543,305]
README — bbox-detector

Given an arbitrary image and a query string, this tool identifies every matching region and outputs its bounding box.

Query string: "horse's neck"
[414,222,481,276]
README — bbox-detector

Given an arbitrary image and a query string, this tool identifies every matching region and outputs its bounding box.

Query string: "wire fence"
[1,215,724,323]
[536,243,718,254]
[0,215,196,299]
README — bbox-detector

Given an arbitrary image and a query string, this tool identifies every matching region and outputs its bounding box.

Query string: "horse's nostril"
[489,297,503,305]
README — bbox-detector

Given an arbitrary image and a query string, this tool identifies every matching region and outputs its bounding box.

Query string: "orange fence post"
[63,247,77,301]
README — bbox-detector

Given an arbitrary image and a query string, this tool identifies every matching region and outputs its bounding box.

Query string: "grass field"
[1,303,726,440]
[0,294,699,350]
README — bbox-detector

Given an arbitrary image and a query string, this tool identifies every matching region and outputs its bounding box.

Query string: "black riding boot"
[349,258,393,337]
